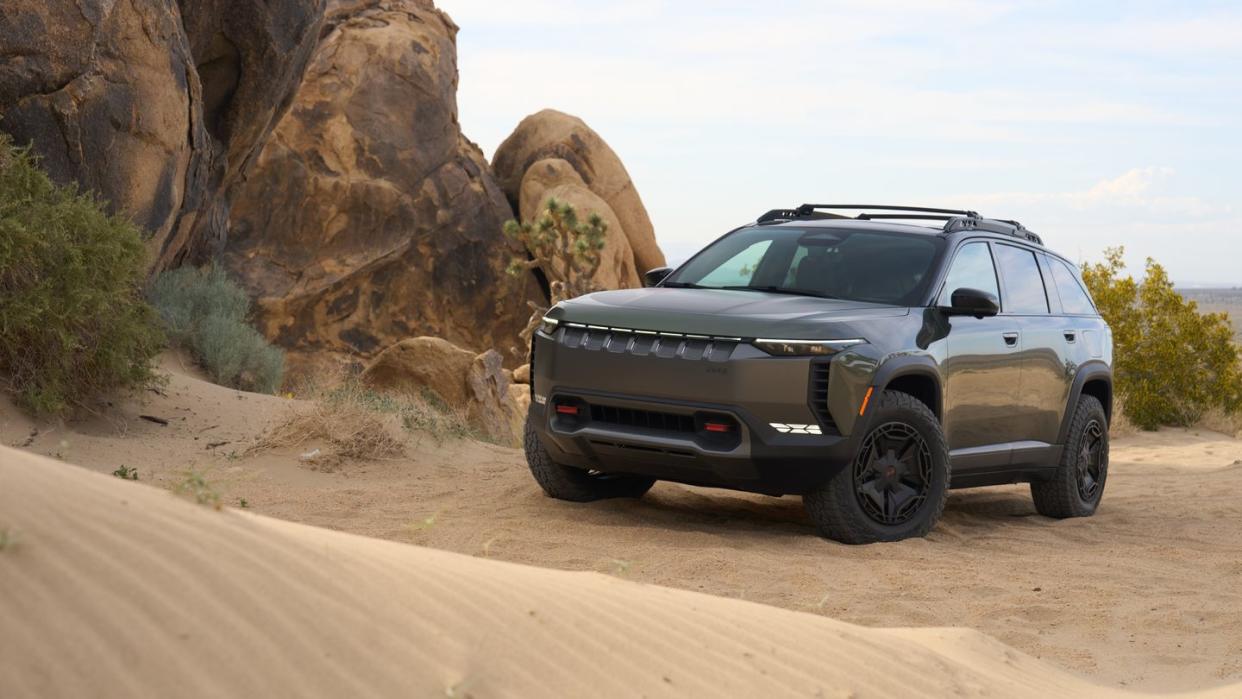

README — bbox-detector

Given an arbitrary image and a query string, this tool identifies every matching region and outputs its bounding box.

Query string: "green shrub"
[148,266,284,393]
[0,135,163,415]
[1082,247,1242,429]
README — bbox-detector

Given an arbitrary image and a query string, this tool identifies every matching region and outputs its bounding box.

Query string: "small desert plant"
[175,470,221,509]
[112,464,139,480]
[504,197,607,356]
[0,527,17,552]
[1083,248,1242,430]
[253,377,474,466]
[0,134,164,415]
[148,266,284,393]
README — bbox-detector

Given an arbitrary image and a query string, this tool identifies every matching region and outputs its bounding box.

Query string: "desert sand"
[2,359,1241,695]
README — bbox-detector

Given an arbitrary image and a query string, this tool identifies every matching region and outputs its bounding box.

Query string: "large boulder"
[0,0,209,270]
[362,337,524,444]
[223,0,542,366]
[0,0,324,271]
[519,158,639,290]
[493,109,665,276]
[174,0,327,260]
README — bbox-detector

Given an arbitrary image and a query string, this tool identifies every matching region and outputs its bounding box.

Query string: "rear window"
[666,226,944,305]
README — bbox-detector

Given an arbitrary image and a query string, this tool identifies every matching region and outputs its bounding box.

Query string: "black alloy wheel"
[1076,419,1106,500]
[852,421,933,526]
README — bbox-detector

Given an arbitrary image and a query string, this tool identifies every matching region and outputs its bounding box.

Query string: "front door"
[938,241,1025,450]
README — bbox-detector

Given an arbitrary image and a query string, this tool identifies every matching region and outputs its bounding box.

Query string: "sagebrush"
[504,197,608,356]
[0,134,164,415]
[1082,247,1242,429]
[148,266,284,393]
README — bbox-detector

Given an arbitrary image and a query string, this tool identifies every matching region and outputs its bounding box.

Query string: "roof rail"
[795,204,981,218]
[755,203,1042,245]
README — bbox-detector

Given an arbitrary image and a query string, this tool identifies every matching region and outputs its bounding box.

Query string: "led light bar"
[753,339,865,356]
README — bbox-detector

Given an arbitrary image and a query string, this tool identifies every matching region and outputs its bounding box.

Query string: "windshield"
[664,226,945,305]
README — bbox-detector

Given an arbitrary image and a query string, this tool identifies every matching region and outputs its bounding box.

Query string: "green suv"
[523,205,1113,544]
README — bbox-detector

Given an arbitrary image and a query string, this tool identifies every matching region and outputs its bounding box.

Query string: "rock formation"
[174,0,328,261]
[362,336,524,444]
[0,0,323,271]
[223,0,542,365]
[493,109,666,276]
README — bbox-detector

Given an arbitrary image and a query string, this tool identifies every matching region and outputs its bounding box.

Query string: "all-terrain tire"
[524,414,655,502]
[803,390,950,544]
[1030,395,1108,518]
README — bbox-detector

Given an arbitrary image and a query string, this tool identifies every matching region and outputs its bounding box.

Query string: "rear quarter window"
[1049,258,1097,315]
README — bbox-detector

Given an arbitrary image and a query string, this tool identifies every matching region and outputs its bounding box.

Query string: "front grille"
[558,325,739,362]
[809,362,838,434]
[588,404,696,434]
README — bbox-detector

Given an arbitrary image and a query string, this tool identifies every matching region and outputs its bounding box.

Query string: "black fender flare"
[1056,361,1113,444]
[870,355,944,421]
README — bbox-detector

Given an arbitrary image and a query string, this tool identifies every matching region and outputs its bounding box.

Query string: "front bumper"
[529,325,868,495]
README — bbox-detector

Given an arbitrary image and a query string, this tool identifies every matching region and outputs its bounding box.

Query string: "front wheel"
[524,415,655,502]
[1030,395,1108,518]
[803,390,950,544]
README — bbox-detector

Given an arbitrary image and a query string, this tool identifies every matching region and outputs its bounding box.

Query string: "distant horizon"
[440,1,1242,287]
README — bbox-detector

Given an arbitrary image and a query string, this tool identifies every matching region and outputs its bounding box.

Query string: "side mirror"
[643,266,673,287]
[944,287,1000,318]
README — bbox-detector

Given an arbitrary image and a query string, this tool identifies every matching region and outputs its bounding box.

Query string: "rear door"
[991,243,1066,449]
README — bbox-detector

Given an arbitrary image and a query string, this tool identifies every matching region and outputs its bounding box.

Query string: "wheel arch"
[1058,362,1113,444]
[872,359,943,423]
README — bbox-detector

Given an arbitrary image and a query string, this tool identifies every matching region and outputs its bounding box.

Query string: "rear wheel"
[803,390,950,544]
[1030,395,1108,518]
[524,414,655,501]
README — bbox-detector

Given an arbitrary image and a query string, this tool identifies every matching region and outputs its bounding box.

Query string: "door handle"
[1002,332,1019,347]
[1063,330,1077,343]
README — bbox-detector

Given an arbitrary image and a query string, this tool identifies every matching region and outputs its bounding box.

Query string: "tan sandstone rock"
[224,0,542,366]
[0,0,324,271]
[493,109,666,276]
[519,158,639,290]
[362,337,523,444]
[0,0,207,270]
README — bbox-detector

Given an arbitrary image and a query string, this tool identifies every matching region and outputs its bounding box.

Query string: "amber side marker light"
[859,386,875,416]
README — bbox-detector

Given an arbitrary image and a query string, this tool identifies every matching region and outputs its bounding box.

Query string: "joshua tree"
[504,198,607,357]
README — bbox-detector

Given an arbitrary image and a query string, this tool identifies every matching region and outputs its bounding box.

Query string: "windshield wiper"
[720,285,839,300]
[661,281,704,289]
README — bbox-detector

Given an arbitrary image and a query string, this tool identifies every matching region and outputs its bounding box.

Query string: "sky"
[437,1,1242,285]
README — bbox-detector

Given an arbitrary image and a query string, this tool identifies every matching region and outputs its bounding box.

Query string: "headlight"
[753,338,865,356]
[537,316,560,336]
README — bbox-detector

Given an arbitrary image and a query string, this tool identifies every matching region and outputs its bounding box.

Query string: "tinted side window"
[993,244,1049,314]
[938,242,999,305]
[1049,258,1097,314]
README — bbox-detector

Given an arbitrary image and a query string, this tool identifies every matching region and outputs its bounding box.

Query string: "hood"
[549,288,909,339]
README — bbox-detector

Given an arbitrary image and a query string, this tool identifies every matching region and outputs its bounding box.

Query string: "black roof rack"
[756,203,1043,245]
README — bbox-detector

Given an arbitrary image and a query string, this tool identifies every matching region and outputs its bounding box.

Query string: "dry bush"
[251,375,474,466]
[1195,406,1242,438]
[1107,398,1139,437]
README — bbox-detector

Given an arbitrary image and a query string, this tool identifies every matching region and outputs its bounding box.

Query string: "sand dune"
[1,446,1216,698]
[4,360,1242,694]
